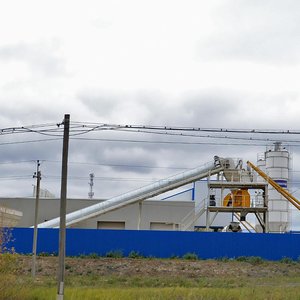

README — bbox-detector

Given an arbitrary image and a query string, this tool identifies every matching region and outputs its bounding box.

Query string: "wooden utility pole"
[32,160,41,277]
[57,114,70,300]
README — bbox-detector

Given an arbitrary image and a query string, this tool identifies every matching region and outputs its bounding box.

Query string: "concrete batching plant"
[0,145,299,233]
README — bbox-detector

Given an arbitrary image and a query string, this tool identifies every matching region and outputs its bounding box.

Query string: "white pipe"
[38,157,226,228]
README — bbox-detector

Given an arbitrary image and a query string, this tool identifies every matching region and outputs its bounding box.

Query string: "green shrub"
[106,250,123,258]
[216,256,229,262]
[247,256,264,264]
[87,253,100,259]
[280,256,294,264]
[182,252,198,260]
[128,251,143,259]
[236,256,248,262]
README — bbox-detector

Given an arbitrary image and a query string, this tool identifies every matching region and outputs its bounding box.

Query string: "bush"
[128,251,143,259]
[236,256,248,262]
[182,252,198,260]
[246,256,264,265]
[106,250,123,258]
[280,257,294,264]
[38,252,57,257]
[0,227,14,253]
[170,255,180,259]
[87,253,100,259]
[216,256,229,262]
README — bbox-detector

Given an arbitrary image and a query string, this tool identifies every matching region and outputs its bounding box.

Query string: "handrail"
[247,161,300,210]
[180,200,207,231]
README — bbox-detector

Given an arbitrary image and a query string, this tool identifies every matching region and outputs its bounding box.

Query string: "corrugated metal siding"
[7,228,300,260]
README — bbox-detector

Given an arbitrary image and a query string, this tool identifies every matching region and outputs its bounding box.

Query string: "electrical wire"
[2,121,300,136]
[42,160,188,170]
[72,121,300,135]
[0,138,62,146]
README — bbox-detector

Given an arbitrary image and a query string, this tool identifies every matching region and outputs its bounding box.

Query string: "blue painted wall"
[6,228,300,260]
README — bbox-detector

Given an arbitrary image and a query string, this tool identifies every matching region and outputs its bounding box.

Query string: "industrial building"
[0,143,297,233]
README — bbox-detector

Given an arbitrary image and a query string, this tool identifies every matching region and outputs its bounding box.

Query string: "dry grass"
[1,254,300,300]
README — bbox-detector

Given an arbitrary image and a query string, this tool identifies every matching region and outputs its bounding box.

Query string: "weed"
[236,256,248,262]
[106,250,123,258]
[128,251,143,259]
[87,252,100,259]
[217,256,229,262]
[182,252,198,260]
[0,227,14,253]
[38,252,57,257]
[247,256,264,264]
[280,256,294,264]
[0,253,18,274]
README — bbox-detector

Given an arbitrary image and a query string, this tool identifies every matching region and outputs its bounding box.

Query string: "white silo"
[257,142,290,232]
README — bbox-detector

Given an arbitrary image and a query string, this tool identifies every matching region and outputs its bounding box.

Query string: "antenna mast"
[88,173,95,199]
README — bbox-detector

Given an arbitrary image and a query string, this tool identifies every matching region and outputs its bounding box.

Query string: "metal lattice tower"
[88,173,95,199]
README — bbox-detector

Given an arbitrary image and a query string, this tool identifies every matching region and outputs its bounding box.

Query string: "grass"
[3,284,300,300]
[1,253,300,299]
[2,272,300,300]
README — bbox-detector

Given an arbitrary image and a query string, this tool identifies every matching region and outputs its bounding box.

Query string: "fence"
[6,228,300,260]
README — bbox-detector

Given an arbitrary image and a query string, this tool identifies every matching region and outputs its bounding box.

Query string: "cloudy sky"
[1,0,300,229]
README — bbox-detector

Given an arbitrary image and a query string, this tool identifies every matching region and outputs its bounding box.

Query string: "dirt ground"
[17,256,300,279]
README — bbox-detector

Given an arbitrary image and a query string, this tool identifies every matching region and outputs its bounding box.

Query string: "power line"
[72,122,300,135]
[0,135,300,147]
[0,160,37,165]
[42,175,159,182]
[2,121,300,136]
[71,136,299,146]
[0,175,33,180]
[42,160,188,170]
[0,138,62,146]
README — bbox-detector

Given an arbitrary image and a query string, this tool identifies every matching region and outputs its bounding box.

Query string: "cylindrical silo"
[265,142,290,232]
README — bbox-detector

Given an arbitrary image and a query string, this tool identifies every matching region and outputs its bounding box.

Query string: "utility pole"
[32,160,41,278]
[57,114,70,300]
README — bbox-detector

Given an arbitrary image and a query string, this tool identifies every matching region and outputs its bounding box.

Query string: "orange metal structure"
[223,189,251,207]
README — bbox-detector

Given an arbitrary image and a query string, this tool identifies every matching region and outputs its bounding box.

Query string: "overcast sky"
[1,1,300,229]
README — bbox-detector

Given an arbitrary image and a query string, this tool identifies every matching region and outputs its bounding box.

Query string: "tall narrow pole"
[57,114,70,300]
[32,160,41,277]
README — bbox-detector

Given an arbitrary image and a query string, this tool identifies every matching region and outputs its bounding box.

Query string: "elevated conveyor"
[38,156,227,228]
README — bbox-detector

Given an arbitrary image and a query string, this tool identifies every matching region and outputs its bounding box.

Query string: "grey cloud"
[0,41,66,76]
[0,102,63,126]
[198,0,300,64]
[2,88,300,201]
[77,88,300,129]
[78,88,239,127]
[77,89,122,118]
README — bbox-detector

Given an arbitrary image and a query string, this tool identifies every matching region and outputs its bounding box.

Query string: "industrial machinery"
[206,169,268,232]
[37,149,300,233]
[221,221,242,232]
[247,161,300,211]
[223,189,251,207]
[38,156,230,228]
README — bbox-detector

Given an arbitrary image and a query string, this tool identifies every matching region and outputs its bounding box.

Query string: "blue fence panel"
[6,228,300,261]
